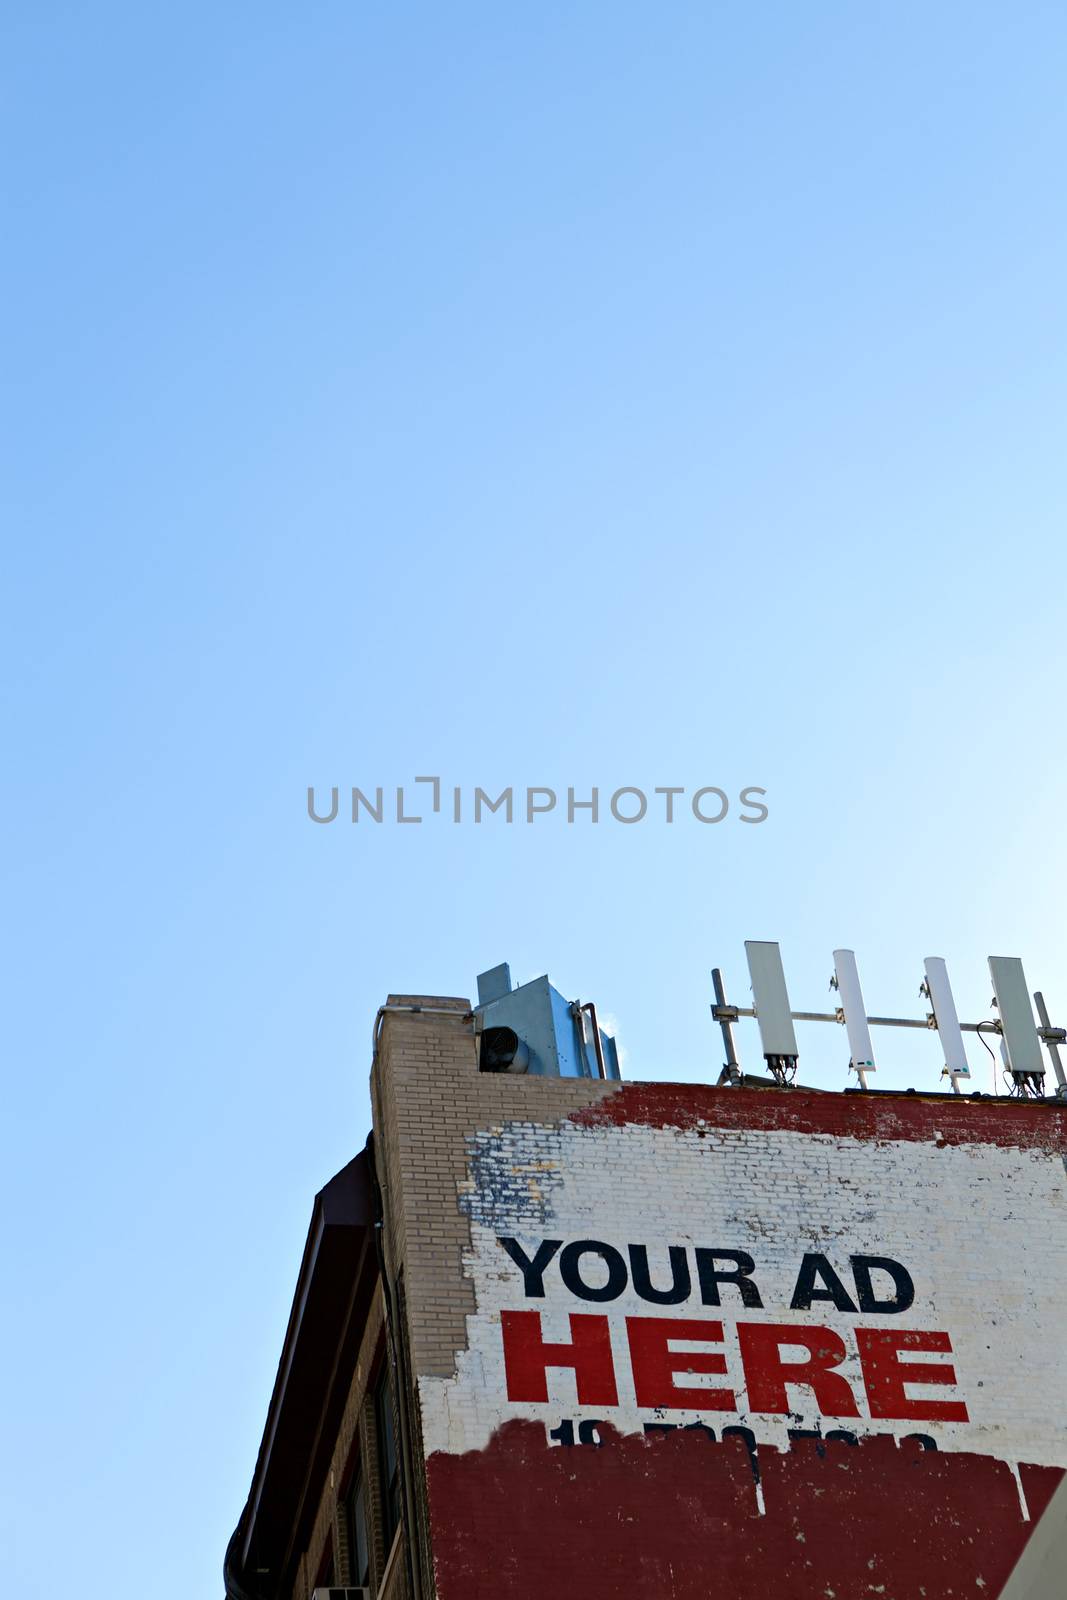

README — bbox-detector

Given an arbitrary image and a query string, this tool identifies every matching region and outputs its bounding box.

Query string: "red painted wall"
[428,1423,1062,1600]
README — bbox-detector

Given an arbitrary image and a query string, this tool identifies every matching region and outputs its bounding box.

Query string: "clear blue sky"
[5,4,1067,1594]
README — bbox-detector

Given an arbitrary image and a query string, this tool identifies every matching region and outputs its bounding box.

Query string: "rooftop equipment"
[713,941,1067,1099]
[474,962,621,1080]
[921,957,971,1094]
[744,941,799,1081]
[831,949,877,1091]
[988,956,1046,1089]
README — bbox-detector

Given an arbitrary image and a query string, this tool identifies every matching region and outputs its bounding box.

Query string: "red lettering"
[626,1316,736,1410]
[501,1309,618,1405]
[856,1328,969,1421]
[737,1322,860,1416]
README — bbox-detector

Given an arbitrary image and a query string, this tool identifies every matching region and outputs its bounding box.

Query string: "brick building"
[225,969,1067,1600]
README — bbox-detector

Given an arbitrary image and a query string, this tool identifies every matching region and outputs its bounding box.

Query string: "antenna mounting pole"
[711,969,742,1086]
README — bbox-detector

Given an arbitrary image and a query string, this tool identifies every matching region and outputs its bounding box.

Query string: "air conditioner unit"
[311,1590,369,1600]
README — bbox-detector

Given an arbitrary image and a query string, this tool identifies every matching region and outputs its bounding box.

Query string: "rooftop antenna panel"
[988,956,1044,1078]
[832,949,876,1083]
[745,940,799,1061]
[923,956,970,1082]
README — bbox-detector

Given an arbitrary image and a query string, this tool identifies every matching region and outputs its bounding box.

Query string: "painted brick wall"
[372,1003,1067,1600]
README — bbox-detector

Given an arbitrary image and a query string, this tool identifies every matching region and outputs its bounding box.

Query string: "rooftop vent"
[475,963,620,1080]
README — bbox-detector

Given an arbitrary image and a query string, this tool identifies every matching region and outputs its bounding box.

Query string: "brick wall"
[371,998,1067,1600]
[288,1284,409,1600]
[370,998,614,1377]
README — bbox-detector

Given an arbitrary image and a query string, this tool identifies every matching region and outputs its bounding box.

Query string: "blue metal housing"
[475,963,621,1079]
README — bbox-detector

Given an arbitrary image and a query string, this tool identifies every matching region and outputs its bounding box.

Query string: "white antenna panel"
[833,949,876,1076]
[923,957,970,1081]
[745,941,799,1061]
[988,956,1044,1078]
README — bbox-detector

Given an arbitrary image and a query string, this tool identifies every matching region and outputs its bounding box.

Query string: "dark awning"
[229,1146,379,1599]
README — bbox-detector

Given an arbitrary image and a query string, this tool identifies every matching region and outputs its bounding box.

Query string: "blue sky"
[5,4,1067,1594]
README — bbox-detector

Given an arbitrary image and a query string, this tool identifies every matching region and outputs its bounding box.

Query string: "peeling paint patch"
[568,1085,1067,1156]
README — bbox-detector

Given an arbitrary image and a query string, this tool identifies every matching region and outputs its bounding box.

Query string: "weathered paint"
[427,1423,1063,1600]
[414,1088,1067,1599]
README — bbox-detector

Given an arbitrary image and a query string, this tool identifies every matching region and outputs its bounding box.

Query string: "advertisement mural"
[419,1089,1067,1599]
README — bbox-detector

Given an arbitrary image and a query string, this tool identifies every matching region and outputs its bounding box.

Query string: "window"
[346,1471,370,1588]
[375,1370,401,1549]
